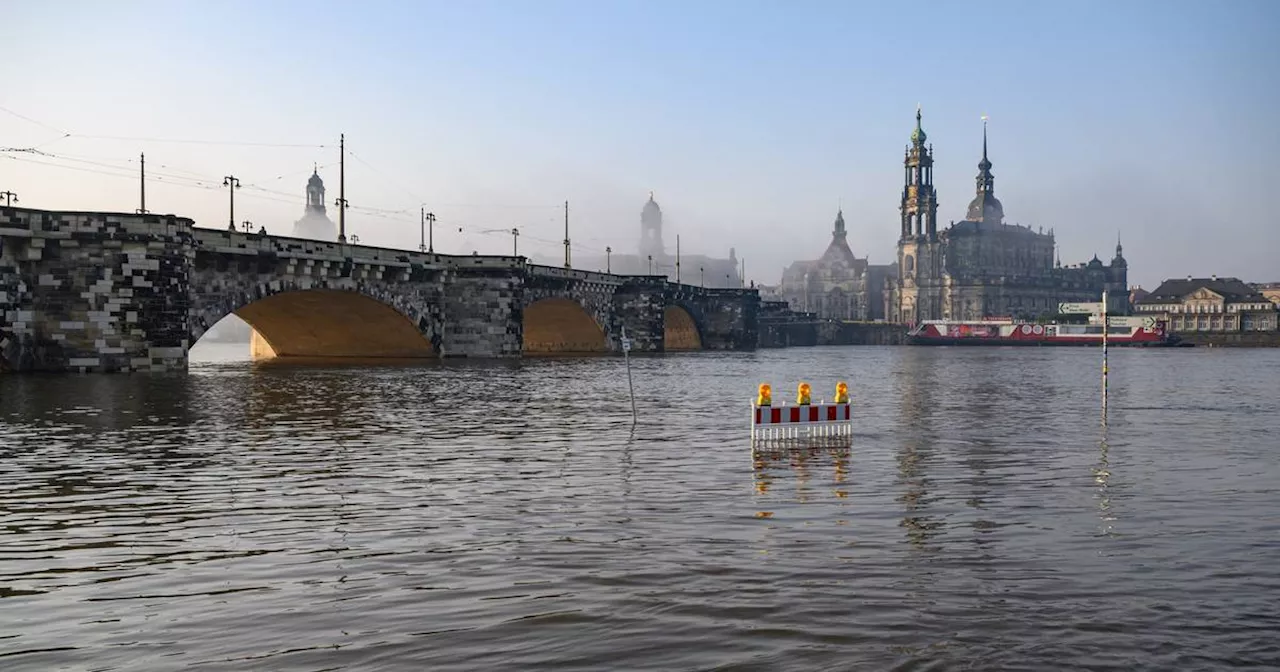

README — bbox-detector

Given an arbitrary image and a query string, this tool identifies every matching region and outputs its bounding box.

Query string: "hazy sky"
[3,0,1278,288]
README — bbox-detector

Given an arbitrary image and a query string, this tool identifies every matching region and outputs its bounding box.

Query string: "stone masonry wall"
[439,269,522,357]
[683,287,760,350]
[610,280,666,352]
[1,208,195,373]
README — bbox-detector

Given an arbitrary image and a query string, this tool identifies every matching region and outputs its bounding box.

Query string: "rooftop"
[1137,277,1268,304]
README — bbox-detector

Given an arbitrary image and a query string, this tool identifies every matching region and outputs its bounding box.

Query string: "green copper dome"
[910,106,926,145]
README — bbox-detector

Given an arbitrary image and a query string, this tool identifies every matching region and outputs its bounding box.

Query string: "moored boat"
[906,315,1184,347]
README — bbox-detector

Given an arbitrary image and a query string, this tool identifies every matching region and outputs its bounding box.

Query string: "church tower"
[900,106,939,240]
[639,191,664,260]
[306,166,326,215]
[292,166,337,240]
[892,106,945,324]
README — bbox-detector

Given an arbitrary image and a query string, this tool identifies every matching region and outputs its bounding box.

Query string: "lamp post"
[606,246,612,273]
[336,133,347,243]
[700,266,704,287]
[241,220,253,234]
[511,227,520,256]
[676,234,681,284]
[222,176,240,229]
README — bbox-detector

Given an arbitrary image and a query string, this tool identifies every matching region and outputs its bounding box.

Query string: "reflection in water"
[1095,433,1116,537]
[2,346,1280,670]
[895,349,941,549]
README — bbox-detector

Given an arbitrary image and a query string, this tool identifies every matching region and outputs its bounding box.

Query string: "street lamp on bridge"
[222,176,240,229]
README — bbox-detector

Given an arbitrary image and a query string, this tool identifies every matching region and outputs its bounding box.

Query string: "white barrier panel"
[750,402,853,441]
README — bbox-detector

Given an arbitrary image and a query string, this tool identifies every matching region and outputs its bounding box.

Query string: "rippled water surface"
[2,344,1280,671]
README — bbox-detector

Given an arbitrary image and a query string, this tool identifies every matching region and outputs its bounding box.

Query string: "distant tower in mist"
[640,191,664,260]
[291,167,338,240]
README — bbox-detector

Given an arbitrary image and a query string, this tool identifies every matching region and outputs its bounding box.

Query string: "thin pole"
[1102,290,1109,419]
[222,175,239,228]
[606,246,612,273]
[420,207,425,252]
[741,257,746,288]
[512,227,519,256]
[337,133,347,243]
[428,212,435,253]
[622,326,637,427]
[138,152,147,214]
[563,200,570,268]
[676,235,681,284]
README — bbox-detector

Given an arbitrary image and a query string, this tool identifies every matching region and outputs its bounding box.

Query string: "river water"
[2,344,1278,670]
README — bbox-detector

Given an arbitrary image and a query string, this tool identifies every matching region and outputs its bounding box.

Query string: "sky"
[3,0,1278,289]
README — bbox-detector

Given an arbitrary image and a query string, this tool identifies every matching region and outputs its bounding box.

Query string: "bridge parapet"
[192,227,523,271]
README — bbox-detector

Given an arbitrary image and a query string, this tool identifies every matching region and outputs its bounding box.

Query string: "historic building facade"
[291,168,338,241]
[886,109,1127,323]
[1135,277,1278,332]
[771,210,893,321]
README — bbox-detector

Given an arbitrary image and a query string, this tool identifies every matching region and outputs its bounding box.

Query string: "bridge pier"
[2,206,760,373]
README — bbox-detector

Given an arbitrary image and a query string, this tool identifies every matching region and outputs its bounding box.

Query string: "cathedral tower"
[900,106,939,240]
[892,107,945,324]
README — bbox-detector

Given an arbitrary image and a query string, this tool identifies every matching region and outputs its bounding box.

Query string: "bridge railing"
[192,227,524,269]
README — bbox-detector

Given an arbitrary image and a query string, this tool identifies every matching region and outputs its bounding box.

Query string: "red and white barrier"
[750,401,852,441]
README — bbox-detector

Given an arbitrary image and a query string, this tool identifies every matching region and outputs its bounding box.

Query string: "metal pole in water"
[1102,290,1109,420]
[622,326,637,428]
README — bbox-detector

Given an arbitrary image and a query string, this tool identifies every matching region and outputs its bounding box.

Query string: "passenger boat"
[906,315,1183,347]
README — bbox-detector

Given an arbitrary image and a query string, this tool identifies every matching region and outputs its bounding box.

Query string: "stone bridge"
[1,207,758,373]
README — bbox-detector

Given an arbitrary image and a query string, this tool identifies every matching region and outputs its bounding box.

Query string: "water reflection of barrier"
[750,381,853,447]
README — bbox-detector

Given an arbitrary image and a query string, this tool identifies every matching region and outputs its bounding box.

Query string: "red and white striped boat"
[906,316,1182,347]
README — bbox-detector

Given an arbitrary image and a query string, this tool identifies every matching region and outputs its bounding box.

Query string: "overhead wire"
[1,114,636,255]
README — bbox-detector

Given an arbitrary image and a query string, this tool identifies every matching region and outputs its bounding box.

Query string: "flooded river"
[2,344,1278,670]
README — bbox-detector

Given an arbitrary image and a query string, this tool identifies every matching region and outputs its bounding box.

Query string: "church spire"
[976,115,993,191]
[910,104,927,146]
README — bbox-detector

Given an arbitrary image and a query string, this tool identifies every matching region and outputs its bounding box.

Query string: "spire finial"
[649,189,654,201]
[916,103,922,126]
[313,162,317,174]
[981,114,989,161]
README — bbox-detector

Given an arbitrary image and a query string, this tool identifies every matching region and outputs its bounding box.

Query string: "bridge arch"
[664,304,703,351]
[190,284,439,360]
[522,297,608,355]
